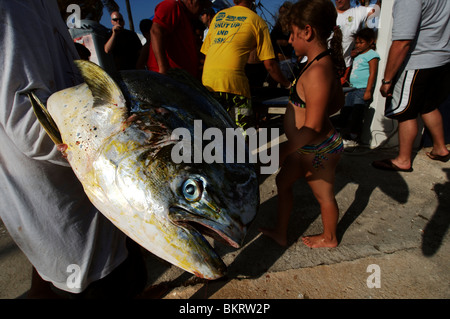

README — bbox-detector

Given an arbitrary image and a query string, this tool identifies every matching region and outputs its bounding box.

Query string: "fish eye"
[182,179,202,202]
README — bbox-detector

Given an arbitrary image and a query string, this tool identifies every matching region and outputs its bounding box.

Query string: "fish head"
[167,161,259,248]
[116,67,260,241]
[136,142,259,279]
[113,70,260,279]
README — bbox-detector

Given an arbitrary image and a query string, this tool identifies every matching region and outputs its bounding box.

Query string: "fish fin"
[74,60,125,108]
[166,68,235,127]
[27,92,63,145]
[166,68,214,100]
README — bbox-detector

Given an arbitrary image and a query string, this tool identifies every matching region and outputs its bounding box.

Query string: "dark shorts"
[385,63,450,121]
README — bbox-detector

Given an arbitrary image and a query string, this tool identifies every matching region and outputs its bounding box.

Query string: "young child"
[260,0,345,248]
[339,28,379,145]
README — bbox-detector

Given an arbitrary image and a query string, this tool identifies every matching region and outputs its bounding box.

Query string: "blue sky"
[99,0,295,33]
[99,0,379,34]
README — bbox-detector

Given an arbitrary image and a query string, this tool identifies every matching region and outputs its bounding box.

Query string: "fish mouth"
[169,206,244,249]
[167,205,247,279]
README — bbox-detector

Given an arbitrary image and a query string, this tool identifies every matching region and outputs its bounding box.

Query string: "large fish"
[28,60,259,280]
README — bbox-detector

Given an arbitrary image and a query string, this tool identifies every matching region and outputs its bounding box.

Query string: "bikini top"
[289,50,331,108]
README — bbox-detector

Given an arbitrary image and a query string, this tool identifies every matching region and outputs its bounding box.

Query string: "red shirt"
[147,0,199,77]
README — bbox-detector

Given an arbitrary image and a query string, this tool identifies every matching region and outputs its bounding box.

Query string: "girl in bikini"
[260,0,345,248]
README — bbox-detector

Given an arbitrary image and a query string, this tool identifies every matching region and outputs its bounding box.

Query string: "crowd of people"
[0,0,448,299]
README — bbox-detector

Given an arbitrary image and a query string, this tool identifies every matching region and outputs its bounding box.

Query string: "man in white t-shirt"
[0,0,149,298]
[335,0,380,85]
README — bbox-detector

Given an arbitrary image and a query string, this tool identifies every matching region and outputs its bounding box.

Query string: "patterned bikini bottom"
[297,130,343,169]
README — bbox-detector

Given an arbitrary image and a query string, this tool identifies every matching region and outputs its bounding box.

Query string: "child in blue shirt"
[339,28,380,145]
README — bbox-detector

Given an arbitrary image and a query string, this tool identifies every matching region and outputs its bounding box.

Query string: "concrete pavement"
[1,143,449,299]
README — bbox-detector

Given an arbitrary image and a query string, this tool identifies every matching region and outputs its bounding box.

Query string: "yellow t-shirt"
[201,6,275,98]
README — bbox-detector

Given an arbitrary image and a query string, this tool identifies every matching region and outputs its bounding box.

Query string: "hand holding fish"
[57,143,68,159]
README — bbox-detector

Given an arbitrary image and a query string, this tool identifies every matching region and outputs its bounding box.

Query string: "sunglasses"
[112,18,123,22]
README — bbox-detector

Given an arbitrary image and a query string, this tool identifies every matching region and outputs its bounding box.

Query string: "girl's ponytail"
[329,26,346,78]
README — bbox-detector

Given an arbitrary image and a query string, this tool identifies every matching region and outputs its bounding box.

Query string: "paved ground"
[1,141,449,300]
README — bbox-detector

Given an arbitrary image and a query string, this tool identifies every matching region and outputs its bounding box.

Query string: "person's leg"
[76,238,148,299]
[348,103,366,140]
[421,108,450,157]
[302,153,341,248]
[233,96,254,131]
[337,105,354,136]
[27,267,62,299]
[390,118,418,170]
[259,152,307,246]
[50,238,150,299]
[337,89,357,134]
[377,65,450,170]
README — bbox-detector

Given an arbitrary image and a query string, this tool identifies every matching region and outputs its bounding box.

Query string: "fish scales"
[34,60,259,279]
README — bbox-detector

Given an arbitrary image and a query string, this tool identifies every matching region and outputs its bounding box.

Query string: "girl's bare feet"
[259,228,288,246]
[302,234,338,248]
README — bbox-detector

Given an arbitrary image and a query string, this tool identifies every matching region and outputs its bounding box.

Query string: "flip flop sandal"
[372,159,413,172]
[426,152,450,162]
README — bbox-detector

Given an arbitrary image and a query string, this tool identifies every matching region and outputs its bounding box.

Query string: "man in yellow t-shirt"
[201,0,290,129]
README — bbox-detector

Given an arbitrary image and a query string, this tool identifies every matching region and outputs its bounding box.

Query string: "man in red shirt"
[148,0,211,78]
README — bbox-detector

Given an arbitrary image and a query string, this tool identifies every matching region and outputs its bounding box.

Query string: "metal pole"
[125,0,135,32]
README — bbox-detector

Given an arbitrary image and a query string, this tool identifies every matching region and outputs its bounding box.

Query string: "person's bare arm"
[364,57,379,101]
[263,59,291,88]
[136,43,150,69]
[150,23,170,74]
[380,40,411,97]
[104,25,122,53]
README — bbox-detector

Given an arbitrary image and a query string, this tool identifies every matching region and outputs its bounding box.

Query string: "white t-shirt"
[337,6,377,67]
[0,0,128,293]
[392,0,450,70]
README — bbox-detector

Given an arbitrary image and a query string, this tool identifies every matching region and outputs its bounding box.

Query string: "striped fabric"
[297,131,344,169]
[385,69,418,118]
